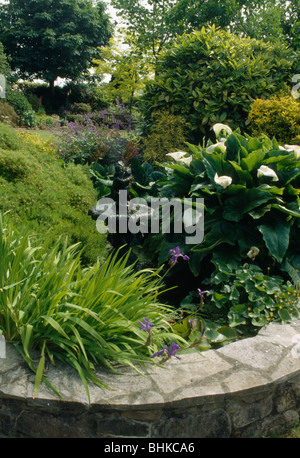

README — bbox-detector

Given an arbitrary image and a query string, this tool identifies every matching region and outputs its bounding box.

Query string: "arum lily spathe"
[257,165,279,181]
[166,152,193,166]
[213,123,232,140]
[206,141,227,153]
[283,144,300,159]
[214,173,232,189]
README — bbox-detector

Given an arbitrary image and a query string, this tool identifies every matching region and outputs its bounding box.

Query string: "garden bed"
[1,319,300,438]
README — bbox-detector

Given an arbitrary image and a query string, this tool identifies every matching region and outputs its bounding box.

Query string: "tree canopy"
[0,0,113,90]
[111,0,300,62]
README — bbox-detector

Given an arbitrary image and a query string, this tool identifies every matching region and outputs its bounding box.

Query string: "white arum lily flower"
[214,173,232,189]
[213,123,232,140]
[257,165,279,181]
[283,144,300,159]
[206,141,226,153]
[183,208,203,227]
[166,152,193,166]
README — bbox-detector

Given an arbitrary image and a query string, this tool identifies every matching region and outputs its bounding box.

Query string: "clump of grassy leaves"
[0,213,177,403]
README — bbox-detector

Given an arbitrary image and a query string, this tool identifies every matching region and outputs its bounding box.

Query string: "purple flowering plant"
[151,342,181,362]
[49,103,138,166]
[138,318,155,347]
[168,247,189,267]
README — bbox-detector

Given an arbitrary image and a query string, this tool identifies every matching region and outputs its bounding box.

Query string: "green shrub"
[5,89,36,126]
[0,122,105,265]
[248,95,300,145]
[21,110,37,128]
[0,101,19,126]
[0,122,23,149]
[141,26,297,143]
[0,213,177,402]
[142,111,191,163]
[72,102,92,114]
[26,93,46,114]
[0,149,29,181]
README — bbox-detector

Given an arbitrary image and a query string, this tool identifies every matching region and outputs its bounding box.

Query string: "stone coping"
[1,320,300,409]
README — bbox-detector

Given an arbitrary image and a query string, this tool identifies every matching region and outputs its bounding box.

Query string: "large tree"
[110,0,178,64]
[0,0,113,92]
[111,0,300,63]
[94,37,154,107]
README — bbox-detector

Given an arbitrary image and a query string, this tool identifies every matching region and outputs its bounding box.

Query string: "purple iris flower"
[169,247,189,265]
[151,342,181,360]
[197,288,209,302]
[138,318,155,334]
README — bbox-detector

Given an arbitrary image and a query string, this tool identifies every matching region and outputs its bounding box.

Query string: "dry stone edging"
[0,319,300,438]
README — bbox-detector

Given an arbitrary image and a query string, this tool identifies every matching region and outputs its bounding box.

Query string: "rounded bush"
[72,102,92,114]
[248,95,300,145]
[142,111,191,163]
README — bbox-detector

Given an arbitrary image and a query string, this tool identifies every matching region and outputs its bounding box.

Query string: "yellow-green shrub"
[0,122,106,265]
[142,111,190,163]
[248,95,300,145]
[19,131,57,157]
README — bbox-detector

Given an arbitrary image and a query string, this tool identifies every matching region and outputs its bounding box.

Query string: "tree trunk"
[49,79,55,96]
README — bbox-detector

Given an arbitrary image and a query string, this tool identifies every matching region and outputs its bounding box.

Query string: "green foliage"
[21,110,37,129]
[72,102,92,114]
[0,123,105,265]
[0,101,19,126]
[5,88,36,127]
[136,125,300,333]
[111,0,178,63]
[141,26,297,143]
[0,0,113,86]
[51,111,138,167]
[26,93,46,114]
[0,122,23,150]
[94,37,154,108]
[0,213,176,402]
[202,255,299,331]
[248,95,300,145]
[142,111,191,163]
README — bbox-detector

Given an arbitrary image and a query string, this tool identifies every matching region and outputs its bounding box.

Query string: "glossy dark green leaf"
[258,219,290,263]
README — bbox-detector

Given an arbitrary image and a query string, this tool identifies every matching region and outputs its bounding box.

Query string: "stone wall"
[1,320,300,438]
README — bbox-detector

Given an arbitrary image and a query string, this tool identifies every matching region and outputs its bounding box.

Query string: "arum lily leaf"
[258,219,290,263]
